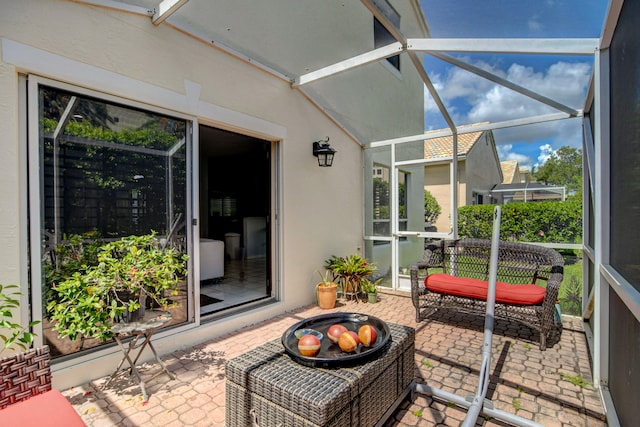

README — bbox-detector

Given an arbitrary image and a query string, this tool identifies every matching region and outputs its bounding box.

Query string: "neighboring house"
[0,0,427,387]
[493,161,565,203]
[518,166,534,183]
[423,126,502,232]
[500,160,522,184]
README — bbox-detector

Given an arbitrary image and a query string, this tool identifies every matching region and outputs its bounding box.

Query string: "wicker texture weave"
[0,346,52,409]
[225,323,415,427]
[410,238,564,350]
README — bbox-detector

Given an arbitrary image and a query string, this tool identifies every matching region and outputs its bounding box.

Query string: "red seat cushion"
[0,390,85,427]
[424,273,546,305]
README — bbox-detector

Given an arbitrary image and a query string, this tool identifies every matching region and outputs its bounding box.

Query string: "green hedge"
[458,200,582,243]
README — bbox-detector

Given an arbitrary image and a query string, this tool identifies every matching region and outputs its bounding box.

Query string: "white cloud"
[424,59,591,154]
[536,143,556,167]
[497,144,533,167]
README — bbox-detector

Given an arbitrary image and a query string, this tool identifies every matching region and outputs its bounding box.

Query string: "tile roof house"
[500,160,521,184]
[423,126,502,232]
[495,160,565,202]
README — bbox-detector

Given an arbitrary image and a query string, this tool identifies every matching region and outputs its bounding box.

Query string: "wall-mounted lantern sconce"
[312,137,336,167]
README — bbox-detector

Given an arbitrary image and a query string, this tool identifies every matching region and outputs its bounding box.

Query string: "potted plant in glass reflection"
[325,254,377,301]
[47,233,187,342]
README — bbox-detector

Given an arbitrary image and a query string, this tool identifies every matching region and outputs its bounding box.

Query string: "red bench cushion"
[0,390,85,427]
[425,273,546,305]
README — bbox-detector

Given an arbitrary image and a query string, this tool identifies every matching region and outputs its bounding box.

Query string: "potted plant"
[1,284,40,356]
[315,271,338,309]
[46,232,188,342]
[361,279,378,304]
[325,254,377,301]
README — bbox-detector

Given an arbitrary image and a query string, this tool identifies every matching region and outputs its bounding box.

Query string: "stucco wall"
[465,133,502,200]
[0,0,424,387]
[424,162,467,233]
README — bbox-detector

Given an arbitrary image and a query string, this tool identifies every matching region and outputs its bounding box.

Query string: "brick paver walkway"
[63,292,607,426]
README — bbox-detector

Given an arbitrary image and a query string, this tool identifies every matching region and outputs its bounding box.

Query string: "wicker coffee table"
[225,322,415,427]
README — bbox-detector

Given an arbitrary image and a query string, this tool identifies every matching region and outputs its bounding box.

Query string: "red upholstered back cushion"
[424,273,546,305]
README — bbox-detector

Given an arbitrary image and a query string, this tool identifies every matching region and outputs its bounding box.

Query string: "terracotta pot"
[316,282,338,309]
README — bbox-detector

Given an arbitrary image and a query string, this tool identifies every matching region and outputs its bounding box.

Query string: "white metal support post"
[415,206,545,427]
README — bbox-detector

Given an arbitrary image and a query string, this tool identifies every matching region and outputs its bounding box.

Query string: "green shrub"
[458,200,582,243]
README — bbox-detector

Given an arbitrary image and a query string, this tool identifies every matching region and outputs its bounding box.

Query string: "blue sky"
[419,0,609,169]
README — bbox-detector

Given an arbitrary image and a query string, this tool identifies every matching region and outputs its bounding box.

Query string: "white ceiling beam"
[407,51,456,130]
[152,0,190,25]
[367,112,577,148]
[429,51,581,116]
[407,38,599,55]
[292,42,403,87]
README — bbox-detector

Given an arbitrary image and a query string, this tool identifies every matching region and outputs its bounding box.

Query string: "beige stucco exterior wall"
[0,0,424,387]
[424,162,467,232]
[464,133,502,203]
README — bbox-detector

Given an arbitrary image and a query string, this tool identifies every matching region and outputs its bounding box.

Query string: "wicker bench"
[410,238,564,350]
[0,346,85,426]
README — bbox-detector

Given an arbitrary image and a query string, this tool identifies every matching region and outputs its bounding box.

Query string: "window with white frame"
[34,83,191,358]
[373,0,400,71]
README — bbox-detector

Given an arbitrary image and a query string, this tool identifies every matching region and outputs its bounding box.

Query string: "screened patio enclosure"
[30,0,638,424]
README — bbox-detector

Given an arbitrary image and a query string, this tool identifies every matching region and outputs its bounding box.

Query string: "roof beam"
[293,42,403,87]
[407,38,599,55]
[152,0,189,25]
[367,112,578,148]
[428,51,581,116]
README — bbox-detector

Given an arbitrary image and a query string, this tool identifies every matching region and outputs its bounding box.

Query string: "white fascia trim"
[407,38,599,55]
[152,0,189,25]
[293,42,403,87]
[1,38,286,141]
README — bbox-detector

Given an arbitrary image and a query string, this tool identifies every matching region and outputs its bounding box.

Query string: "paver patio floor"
[64,291,607,426]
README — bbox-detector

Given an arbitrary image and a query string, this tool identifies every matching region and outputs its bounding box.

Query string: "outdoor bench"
[0,346,85,426]
[410,238,564,350]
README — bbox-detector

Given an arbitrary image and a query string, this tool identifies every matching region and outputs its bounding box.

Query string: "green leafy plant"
[424,189,442,224]
[1,284,40,356]
[360,278,381,294]
[560,372,590,388]
[325,254,377,298]
[316,270,337,288]
[44,231,105,307]
[421,359,433,369]
[512,398,522,411]
[47,233,187,341]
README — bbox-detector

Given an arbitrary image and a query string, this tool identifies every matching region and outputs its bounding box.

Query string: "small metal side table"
[104,311,176,401]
